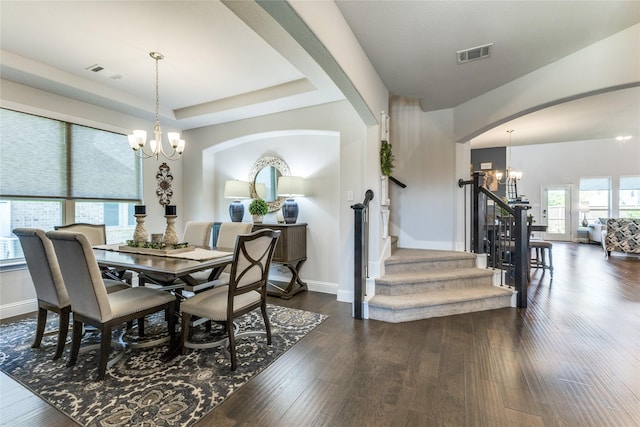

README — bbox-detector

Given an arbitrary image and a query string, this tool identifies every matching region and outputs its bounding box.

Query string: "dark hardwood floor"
[1,242,638,426]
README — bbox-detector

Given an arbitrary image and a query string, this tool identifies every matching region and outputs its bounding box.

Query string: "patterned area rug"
[0,305,327,426]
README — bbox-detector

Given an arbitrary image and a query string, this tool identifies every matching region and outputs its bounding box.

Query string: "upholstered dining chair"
[47,230,176,380]
[182,221,213,248]
[182,222,253,292]
[13,228,71,360]
[54,222,129,281]
[14,228,130,360]
[54,223,106,245]
[181,228,280,370]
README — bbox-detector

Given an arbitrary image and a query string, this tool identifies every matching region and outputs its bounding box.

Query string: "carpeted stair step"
[368,286,514,323]
[375,267,494,296]
[384,248,476,274]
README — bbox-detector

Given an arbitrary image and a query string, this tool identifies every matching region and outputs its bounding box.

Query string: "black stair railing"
[458,172,530,308]
[351,189,374,319]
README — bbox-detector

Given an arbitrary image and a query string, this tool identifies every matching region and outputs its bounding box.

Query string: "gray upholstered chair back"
[13,228,70,308]
[217,222,253,250]
[46,231,113,322]
[54,223,107,246]
[182,221,213,247]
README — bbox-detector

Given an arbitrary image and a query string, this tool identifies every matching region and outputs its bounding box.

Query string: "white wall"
[512,137,640,238]
[389,96,458,250]
[182,100,367,301]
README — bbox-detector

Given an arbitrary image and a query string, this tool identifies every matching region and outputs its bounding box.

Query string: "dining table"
[93,244,234,360]
[93,244,233,287]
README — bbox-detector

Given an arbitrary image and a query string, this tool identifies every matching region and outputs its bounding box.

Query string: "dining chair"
[182,222,253,293]
[54,222,130,282]
[13,228,71,360]
[47,230,176,380]
[181,228,280,370]
[13,228,130,360]
[182,221,213,248]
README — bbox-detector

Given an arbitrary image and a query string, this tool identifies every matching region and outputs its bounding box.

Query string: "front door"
[541,185,571,241]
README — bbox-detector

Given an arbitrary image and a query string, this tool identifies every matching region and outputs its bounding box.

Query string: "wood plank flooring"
[1,242,638,426]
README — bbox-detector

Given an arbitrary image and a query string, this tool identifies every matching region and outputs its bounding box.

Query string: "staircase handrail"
[351,190,374,319]
[458,172,530,308]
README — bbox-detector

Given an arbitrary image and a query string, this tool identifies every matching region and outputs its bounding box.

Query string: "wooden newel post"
[472,171,485,254]
[513,206,529,308]
[351,190,373,320]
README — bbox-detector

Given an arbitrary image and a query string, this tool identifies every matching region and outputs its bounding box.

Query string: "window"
[619,176,640,218]
[579,177,611,222]
[0,108,141,262]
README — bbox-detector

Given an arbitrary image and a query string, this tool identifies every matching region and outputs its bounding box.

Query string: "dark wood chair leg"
[54,306,71,360]
[97,325,112,381]
[67,319,83,367]
[228,318,237,371]
[32,306,47,349]
[261,302,272,345]
[181,313,191,355]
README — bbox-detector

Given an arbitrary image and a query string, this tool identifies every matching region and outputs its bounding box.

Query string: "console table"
[212,222,307,299]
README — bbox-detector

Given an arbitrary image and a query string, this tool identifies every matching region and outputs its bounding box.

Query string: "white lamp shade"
[224,180,250,199]
[579,201,590,213]
[277,176,305,197]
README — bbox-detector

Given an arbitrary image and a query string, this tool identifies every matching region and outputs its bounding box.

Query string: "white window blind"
[579,177,610,191]
[0,109,67,198]
[1,108,141,201]
[620,176,640,190]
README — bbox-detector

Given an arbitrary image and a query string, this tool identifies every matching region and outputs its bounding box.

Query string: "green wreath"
[380,140,395,176]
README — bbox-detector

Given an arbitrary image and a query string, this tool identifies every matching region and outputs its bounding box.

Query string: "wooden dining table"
[93,244,234,360]
[93,244,233,287]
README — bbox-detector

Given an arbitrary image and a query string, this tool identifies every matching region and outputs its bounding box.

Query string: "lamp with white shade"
[224,180,250,222]
[277,176,305,224]
[579,201,590,227]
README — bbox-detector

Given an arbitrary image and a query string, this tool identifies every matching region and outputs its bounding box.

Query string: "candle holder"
[164,215,179,246]
[133,214,148,243]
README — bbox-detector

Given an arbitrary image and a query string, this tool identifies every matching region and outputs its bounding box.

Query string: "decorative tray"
[117,245,195,255]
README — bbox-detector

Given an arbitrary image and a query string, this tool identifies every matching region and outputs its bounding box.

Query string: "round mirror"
[248,156,291,212]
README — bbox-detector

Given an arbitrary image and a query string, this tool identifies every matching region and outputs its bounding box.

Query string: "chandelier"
[495,130,522,184]
[128,52,185,160]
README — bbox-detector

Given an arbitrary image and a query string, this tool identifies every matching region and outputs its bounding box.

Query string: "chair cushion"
[180,286,261,321]
[104,279,130,294]
[107,287,175,319]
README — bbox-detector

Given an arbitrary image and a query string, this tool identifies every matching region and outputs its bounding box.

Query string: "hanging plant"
[380,140,395,176]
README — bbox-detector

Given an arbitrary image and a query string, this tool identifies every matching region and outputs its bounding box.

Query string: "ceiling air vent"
[457,43,492,64]
[85,64,122,80]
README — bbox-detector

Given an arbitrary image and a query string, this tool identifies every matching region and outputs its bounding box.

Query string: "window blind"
[579,177,611,191]
[620,176,640,191]
[0,108,141,201]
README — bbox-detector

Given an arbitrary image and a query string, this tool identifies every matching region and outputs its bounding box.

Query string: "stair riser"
[369,294,513,323]
[385,258,475,274]
[375,276,493,295]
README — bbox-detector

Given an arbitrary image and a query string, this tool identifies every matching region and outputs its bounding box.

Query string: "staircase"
[367,248,515,323]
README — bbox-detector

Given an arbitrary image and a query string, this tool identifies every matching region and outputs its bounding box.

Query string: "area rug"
[0,305,327,426]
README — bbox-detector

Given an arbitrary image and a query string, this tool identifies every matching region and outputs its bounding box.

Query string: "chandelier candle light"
[128,52,185,161]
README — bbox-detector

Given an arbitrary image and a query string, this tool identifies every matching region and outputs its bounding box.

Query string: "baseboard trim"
[1,298,37,320]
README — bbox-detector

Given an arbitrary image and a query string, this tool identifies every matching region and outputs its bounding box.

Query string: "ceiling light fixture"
[128,52,185,161]
[496,130,522,181]
[616,135,632,146]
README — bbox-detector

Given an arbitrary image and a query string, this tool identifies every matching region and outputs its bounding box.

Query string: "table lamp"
[224,180,250,222]
[579,201,590,227]
[277,176,305,224]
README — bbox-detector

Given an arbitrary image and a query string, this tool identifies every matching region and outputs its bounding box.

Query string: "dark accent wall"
[471,147,506,198]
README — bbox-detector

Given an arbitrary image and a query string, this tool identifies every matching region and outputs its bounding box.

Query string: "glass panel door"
[541,185,571,241]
